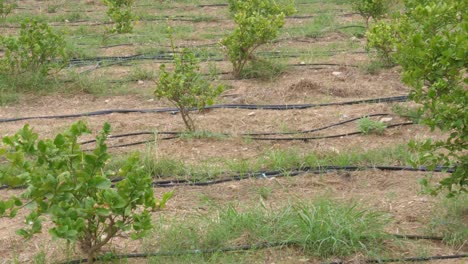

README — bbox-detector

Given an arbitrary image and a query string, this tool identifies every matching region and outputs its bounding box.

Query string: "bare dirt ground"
[1,170,466,263]
[0,1,466,263]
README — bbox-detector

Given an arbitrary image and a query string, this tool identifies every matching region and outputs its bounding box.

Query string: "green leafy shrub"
[366,21,398,66]
[102,0,136,33]
[351,0,388,27]
[390,0,467,197]
[155,30,224,132]
[0,0,16,19]
[0,18,68,76]
[0,122,169,263]
[357,117,387,135]
[221,0,296,78]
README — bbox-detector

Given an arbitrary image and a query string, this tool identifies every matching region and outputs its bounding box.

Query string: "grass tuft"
[238,59,287,81]
[428,194,468,246]
[357,117,387,135]
[149,199,389,259]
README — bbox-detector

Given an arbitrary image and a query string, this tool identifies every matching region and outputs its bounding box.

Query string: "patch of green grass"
[127,67,157,81]
[357,117,387,135]
[106,144,413,180]
[148,199,389,259]
[256,186,272,200]
[146,252,253,264]
[428,194,468,246]
[361,60,386,75]
[0,86,18,105]
[259,148,304,171]
[392,104,423,123]
[238,59,288,81]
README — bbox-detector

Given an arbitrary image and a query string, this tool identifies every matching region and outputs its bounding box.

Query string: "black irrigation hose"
[147,165,454,188]
[61,241,295,264]
[327,254,468,264]
[391,234,444,241]
[0,95,409,124]
[99,121,415,149]
[246,113,389,136]
[0,11,357,29]
[67,51,359,67]
[60,243,467,264]
[0,165,454,191]
[80,61,359,75]
[78,113,390,146]
[250,122,414,141]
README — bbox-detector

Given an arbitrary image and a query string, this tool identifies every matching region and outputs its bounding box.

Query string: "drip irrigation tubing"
[0,95,409,124]
[78,113,391,145]
[326,254,468,264]
[97,122,415,149]
[79,61,359,75]
[95,26,366,50]
[68,52,359,68]
[0,165,454,191]
[249,122,414,141]
[60,244,467,264]
[0,12,357,29]
[146,165,454,188]
[196,2,344,8]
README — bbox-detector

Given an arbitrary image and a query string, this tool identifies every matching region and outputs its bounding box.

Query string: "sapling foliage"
[387,0,467,196]
[221,0,296,77]
[0,18,68,76]
[0,0,16,19]
[155,29,224,132]
[351,0,388,28]
[0,122,170,263]
[102,0,136,33]
[366,21,398,66]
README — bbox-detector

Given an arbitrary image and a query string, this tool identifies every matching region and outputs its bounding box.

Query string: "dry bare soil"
[0,0,466,263]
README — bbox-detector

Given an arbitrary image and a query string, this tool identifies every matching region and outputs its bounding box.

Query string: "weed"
[128,67,157,81]
[47,5,60,13]
[33,250,46,264]
[106,144,413,182]
[256,186,272,200]
[259,148,304,171]
[304,13,335,39]
[392,104,423,123]
[238,58,287,81]
[428,194,467,246]
[357,117,387,135]
[152,199,389,258]
[361,60,385,75]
